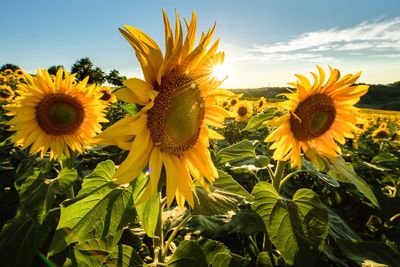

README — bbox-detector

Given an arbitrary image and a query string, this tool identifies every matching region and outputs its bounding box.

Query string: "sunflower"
[265,66,368,168]
[256,96,267,112]
[0,85,15,102]
[3,69,12,76]
[5,68,108,159]
[15,69,24,77]
[98,86,117,103]
[234,101,254,122]
[371,123,390,141]
[93,10,232,207]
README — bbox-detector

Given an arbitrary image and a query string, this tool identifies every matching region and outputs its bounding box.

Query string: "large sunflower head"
[0,85,15,102]
[5,68,108,159]
[265,66,368,168]
[234,101,254,122]
[94,10,232,208]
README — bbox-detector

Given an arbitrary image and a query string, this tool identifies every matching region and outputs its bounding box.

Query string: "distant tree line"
[1,57,126,86]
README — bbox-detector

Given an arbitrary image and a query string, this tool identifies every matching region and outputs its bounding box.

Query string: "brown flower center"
[36,93,85,135]
[100,90,111,101]
[238,106,248,117]
[0,88,12,99]
[147,70,205,154]
[290,93,336,141]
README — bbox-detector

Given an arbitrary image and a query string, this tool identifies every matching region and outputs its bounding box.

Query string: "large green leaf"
[336,239,400,266]
[324,205,361,242]
[132,173,160,238]
[18,167,77,223]
[214,139,258,166]
[252,182,329,266]
[196,239,230,266]
[213,170,253,200]
[301,159,340,187]
[189,215,227,237]
[193,187,245,216]
[168,240,207,267]
[256,252,274,267]
[49,160,135,255]
[73,236,143,267]
[0,212,57,267]
[214,209,265,238]
[328,157,379,208]
[243,109,276,132]
[212,252,250,267]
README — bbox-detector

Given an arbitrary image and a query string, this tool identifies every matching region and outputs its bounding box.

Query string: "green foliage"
[252,182,329,266]
[106,69,126,86]
[168,240,208,267]
[49,160,136,255]
[70,57,106,84]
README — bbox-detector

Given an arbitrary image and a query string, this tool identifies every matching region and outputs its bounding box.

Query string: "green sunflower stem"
[273,160,286,192]
[153,194,166,265]
[162,214,192,259]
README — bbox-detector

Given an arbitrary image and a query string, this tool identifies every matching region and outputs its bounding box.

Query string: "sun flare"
[212,63,229,81]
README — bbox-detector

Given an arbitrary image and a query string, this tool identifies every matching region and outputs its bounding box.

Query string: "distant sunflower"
[3,69,12,76]
[234,101,253,122]
[5,69,108,159]
[98,86,117,103]
[93,10,232,207]
[371,124,390,141]
[222,100,230,110]
[15,69,24,77]
[0,85,14,101]
[256,96,267,112]
[230,98,238,107]
[265,66,368,168]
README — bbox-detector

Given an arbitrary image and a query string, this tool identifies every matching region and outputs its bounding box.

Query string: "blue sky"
[1,0,400,88]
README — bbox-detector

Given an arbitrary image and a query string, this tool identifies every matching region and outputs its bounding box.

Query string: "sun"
[212,63,229,81]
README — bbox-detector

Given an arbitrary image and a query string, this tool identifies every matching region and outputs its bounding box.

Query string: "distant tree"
[106,69,126,86]
[392,81,400,87]
[1,63,20,72]
[47,65,64,75]
[70,57,105,84]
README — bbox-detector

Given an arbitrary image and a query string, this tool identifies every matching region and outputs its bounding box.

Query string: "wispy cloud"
[234,17,400,63]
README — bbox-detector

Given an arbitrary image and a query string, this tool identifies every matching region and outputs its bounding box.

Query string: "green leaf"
[196,239,230,266]
[243,110,276,132]
[104,245,144,267]
[73,237,143,267]
[336,239,400,266]
[328,157,379,208]
[215,209,265,237]
[168,240,207,267]
[252,182,329,266]
[49,160,135,256]
[302,159,340,187]
[214,139,258,166]
[212,252,250,267]
[132,173,160,238]
[214,170,253,200]
[325,205,361,242]
[0,212,56,267]
[371,152,398,164]
[193,186,245,216]
[122,104,139,115]
[189,215,227,237]
[256,252,274,267]
[18,168,77,223]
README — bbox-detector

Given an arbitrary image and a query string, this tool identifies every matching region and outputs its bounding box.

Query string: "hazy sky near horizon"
[1,0,400,88]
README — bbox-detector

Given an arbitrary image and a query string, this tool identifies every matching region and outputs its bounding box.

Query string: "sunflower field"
[1,10,400,267]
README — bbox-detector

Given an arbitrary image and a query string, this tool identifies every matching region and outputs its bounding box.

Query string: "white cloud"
[233,16,400,63]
